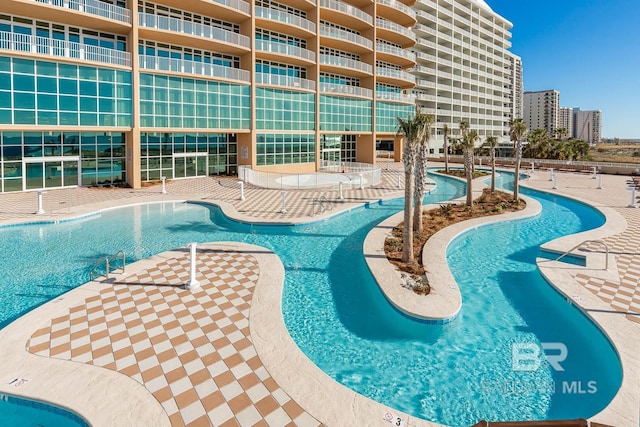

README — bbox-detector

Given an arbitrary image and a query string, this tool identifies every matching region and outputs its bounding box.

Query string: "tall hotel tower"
[0,0,417,192]
[411,0,514,152]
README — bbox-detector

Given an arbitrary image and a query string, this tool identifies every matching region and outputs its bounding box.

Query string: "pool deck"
[0,163,639,426]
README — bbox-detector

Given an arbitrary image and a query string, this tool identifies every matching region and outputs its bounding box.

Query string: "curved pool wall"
[0,393,89,427]
[0,172,622,426]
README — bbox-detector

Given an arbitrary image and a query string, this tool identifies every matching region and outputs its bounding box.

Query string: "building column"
[126,4,141,189]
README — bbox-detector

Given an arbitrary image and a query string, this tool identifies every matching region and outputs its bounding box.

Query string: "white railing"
[255,39,315,62]
[320,25,373,49]
[377,17,415,41]
[376,0,416,21]
[139,55,250,82]
[319,0,373,25]
[138,13,250,49]
[255,72,315,90]
[34,0,131,24]
[255,6,315,33]
[320,83,372,98]
[376,43,416,62]
[376,92,416,104]
[320,54,372,74]
[239,162,381,190]
[0,31,131,66]
[376,67,416,84]
[211,0,250,15]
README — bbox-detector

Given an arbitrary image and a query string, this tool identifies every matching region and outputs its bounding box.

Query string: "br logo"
[511,342,568,372]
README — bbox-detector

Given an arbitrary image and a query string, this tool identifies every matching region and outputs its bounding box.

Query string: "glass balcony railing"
[376,0,417,21]
[319,25,373,49]
[319,0,373,26]
[255,7,315,33]
[255,72,315,90]
[211,0,250,15]
[33,0,131,24]
[319,83,372,98]
[376,43,416,62]
[376,18,415,41]
[255,39,315,62]
[138,13,250,49]
[376,92,416,104]
[0,31,131,66]
[377,67,416,83]
[320,54,372,74]
[139,55,249,82]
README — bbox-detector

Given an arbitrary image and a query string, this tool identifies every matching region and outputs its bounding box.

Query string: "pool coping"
[519,179,640,426]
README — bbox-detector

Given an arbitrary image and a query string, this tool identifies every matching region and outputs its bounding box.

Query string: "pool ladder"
[89,250,126,281]
[312,196,333,216]
[554,239,609,270]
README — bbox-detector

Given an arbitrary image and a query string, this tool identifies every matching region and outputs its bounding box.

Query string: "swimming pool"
[0,393,89,427]
[0,172,622,425]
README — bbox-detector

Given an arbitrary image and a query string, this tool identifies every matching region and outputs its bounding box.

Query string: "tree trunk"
[413,147,427,232]
[464,148,473,206]
[490,149,496,193]
[513,140,521,201]
[402,169,414,263]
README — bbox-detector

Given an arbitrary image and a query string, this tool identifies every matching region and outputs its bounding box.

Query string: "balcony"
[320,54,372,76]
[210,0,250,15]
[255,6,316,38]
[376,67,416,87]
[320,24,373,53]
[255,72,315,91]
[376,43,415,67]
[376,17,415,46]
[255,39,315,66]
[3,0,131,33]
[138,13,250,55]
[149,0,250,22]
[139,55,249,82]
[376,91,416,104]
[319,0,373,30]
[0,31,131,66]
[320,83,372,98]
[376,0,417,27]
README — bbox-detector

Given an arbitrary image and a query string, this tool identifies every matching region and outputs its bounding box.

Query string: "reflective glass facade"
[255,88,315,131]
[320,95,372,133]
[0,56,132,127]
[139,74,249,130]
[256,134,315,166]
[376,102,414,133]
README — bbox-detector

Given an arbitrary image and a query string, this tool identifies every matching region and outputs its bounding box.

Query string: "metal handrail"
[554,240,609,270]
[89,250,126,280]
[312,196,333,216]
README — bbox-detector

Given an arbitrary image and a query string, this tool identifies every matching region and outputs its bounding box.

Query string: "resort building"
[0,0,417,193]
[411,0,514,153]
[573,108,602,144]
[558,107,574,138]
[524,89,560,137]
[506,51,522,121]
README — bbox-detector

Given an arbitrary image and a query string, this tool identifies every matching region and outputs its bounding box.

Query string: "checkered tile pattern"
[526,172,640,325]
[27,250,321,427]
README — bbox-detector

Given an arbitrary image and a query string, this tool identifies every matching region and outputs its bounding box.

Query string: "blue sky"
[488,0,640,139]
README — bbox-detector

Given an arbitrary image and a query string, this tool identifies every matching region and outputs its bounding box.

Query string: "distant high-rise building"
[558,107,575,138]
[574,109,602,144]
[506,53,523,121]
[411,0,514,152]
[524,90,560,136]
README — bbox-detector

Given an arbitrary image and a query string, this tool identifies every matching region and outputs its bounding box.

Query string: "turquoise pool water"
[0,393,89,427]
[0,172,622,425]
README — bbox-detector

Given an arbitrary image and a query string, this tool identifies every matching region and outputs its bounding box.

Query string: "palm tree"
[461,128,479,206]
[485,135,499,193]
[443,123,450,173]
[509,118,527,201]
[396,108,428,263]
[414,113,435,232]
